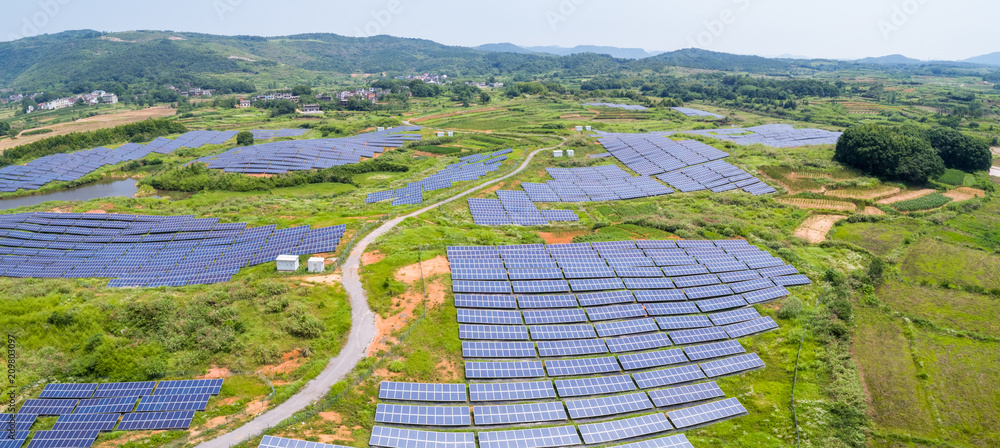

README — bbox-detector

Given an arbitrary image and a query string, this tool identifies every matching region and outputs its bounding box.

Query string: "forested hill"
[0,30,992,92]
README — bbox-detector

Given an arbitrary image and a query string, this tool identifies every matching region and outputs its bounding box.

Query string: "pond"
[0,179,188,211]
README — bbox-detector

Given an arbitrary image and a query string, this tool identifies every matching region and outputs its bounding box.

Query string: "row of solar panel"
[0,411,197,447]
[367,398,740,447]
[368,149,512,205]
[659,124,842,148]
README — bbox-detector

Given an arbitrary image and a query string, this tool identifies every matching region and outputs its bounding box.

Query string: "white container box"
[308,257,325,273]
[437,131,445,137]
[585,126,592,131]
[575,126,584,131]
[447,131,454,137]
[566,149,575,157]
[554,150,563,158]
[377,127,385,131]
[276,255,299,272]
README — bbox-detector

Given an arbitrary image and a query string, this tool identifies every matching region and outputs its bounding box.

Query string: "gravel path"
[197,138,564,448]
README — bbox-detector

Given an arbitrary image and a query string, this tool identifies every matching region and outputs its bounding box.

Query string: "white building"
[276,255,299,272]
[308,257,325,273]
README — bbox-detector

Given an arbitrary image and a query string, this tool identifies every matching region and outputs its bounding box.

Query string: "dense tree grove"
[924,128,992,172]
[0,122,10,137]
[236,131,254,146]
[0,120,188,167]
[834,124,945,183]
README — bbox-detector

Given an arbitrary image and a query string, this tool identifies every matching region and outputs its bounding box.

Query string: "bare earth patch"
[199,367,231,379]
[370,279,446,356]
[0,107,176,152]
[319,412,343,423]
[363,250,386,265]
[864,207,886,216]
[257,349,305,376]
[794,215,847,244]
[539,230,591,244]
[876,189,936,204]
[395,256,450,283]
[303,272,342,286]
[944,187,985,202]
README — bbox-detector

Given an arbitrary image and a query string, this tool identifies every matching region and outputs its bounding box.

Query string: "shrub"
[829,298,853,322]
[236,131,254,146]
[285,304,326,338]
[47,310,75,327]
[777,296,804,320]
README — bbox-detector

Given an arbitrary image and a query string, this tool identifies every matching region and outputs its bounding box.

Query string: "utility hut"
[308,257,325,273]
[276,255,299,272]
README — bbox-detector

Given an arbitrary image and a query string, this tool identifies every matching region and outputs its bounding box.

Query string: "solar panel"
[666,397,747,428]
[39,383,97,399]
[374,403,471,426]
[741,286,789,304]
[92,382,156,398]
[618,349,689,371]
[700,353,765,377]
[135,394,211,412]
[379,382,466,402]
[51,413,120,431]
[259,435,353,448]
[523,309,587,324]
[669,327,730,345]
[455,294,517,309]
[554,375,637,397]
[632,364,707,389]
[695,295,749,313]
[632,289,686,303]
[683,340,746,362]
[117,411,195,430]
[469,382,556,402]
[0,413,37,431]
[655,315,714,330]
[565,392,653,419]
[578,413,673,444]
[645,302,700,316]
[545,356,621,376]
[478,426,580,448]
[576,290,635,307]
[609,434,695,448]
[19,399,77,415]
[462,341,537,358]
[517,294,578,309]
[586,304,647,321]
[73,396,138,414]
[604,333,673,353]
[594,318,658,337]
[23,430,100,448]
[770,274,812,287]
[473,402,567,425]
[154,379,223,395]
[369,426,475,448]
[528,324,596,340]
[457,309,523,325]
[536,339,608,357]
[465,361,545,379]
[648,382,726,408]
[459,324,530,340]
[706,308,761,326]
[724,317,779,338]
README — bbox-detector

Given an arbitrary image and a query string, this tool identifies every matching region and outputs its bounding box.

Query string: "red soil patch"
[363,250,386,265]
[864,207,886,216]
[394,256,450,283]
[369,280,447,356]
[539,230,591,244]
[257,349,305,376]
[303,272,342,286]
[319,412,343,423]
[944,187,985,202]
[199,367,231,379]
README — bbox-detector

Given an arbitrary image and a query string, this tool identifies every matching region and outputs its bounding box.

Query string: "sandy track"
[876,189,935,204]
[794,215,847,244]
[0,107,176,152]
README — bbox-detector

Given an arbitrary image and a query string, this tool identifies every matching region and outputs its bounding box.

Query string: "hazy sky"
[1,0,994,60]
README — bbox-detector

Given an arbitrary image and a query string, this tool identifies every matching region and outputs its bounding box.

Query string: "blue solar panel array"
[519,165,674,203]
[252,129,309,139]
[662,124,842,148]
[0,131,236,193]
[194,126,421,174]
[593,132,776,196]
[368,149,511,205]
[670,107,725,119]
[0,212,344,287]
[468,191,579,227]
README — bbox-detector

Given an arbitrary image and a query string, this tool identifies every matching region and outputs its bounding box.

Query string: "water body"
[0,179,183,211]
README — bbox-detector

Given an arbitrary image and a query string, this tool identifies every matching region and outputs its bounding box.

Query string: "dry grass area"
[778,198,857,213]
[394,256,450,284]
[369,280,446,356]
[943,187,985,202]
[0,107,176,152]
[793,214,847,244]
[825,186,900,200]
[876,189,936,204]
[864,207,886,216]
[539,230,591,244]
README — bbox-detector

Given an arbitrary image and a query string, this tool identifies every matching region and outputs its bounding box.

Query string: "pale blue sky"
[1,0,993,61]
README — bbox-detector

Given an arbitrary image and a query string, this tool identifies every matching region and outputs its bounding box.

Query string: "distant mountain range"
[477,43,662,59]
[0,30,997,92]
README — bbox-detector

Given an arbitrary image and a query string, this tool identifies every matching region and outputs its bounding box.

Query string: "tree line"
[0,119,188,167]
[141,159,410,192]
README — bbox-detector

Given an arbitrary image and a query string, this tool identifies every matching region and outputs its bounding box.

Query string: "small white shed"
[575,126,584,131]
[447,131,454,137]
[308,257,325,273]
[276,255,299,272]
[377,127,385,131]
[437,131,445,137]
[585,126,592,131]
[553,150,563,158]
[566,149,575,157]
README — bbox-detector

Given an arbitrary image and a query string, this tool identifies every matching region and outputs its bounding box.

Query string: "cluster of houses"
[464,81,505,89]
[26,91,119,113]
[166,85,214,97]
[395,73,447,84]
[237,87,399,112]
[2,92,43,106]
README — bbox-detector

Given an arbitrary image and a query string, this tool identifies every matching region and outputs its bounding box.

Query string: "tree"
[291,85,313,97]
[236,131,254,146]
[479,91,491,105]
[834,124,945,183]
[0,122,9,137]
[925,127,992,172]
